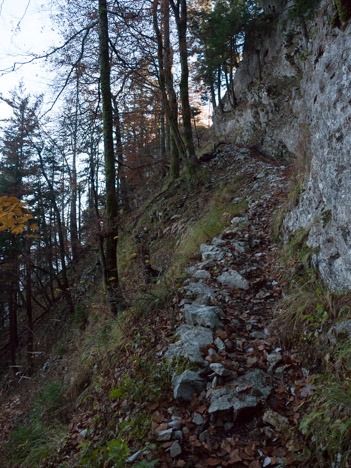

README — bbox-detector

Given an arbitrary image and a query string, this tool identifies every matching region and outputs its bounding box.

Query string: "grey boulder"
[217,270,249,289]
[200,244,225,261]
[182,281,216,302]
[172,370,205,401]
[176,324,214,348]
[208,369,272,419]
[165,341,207,366]
[184,303,223,329]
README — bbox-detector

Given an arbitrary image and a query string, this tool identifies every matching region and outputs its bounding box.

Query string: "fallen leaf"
[229,449,242,463]
[155,422,168,431]
[248,460,261,468]
[161,441,173,448]
[206,458,222,466]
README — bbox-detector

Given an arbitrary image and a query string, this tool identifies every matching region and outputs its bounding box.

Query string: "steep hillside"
[2,1,351,467]
[1,146,351,467]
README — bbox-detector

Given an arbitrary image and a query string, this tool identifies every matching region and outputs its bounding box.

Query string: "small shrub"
[34,381,67,422]
[4,410,67,467]
[173,182,248,274]
[300,371,351,466]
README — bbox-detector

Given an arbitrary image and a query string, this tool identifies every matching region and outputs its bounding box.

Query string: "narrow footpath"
[152,147,309,467]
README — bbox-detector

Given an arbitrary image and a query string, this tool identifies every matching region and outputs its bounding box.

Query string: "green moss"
[287,0,321,19]
[283,227,313,268]
[335,0,351,23]
[171,355,200,375]
[272,183,305,241]
[322,209,332,228]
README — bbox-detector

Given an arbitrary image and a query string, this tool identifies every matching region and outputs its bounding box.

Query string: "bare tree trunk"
[70,72,80,261]
[9,282,18,372]
[25,234,34,373]
[98,0,125,315]
[153,0,182,179]
[170,0,198,177]
[112,98,130,212]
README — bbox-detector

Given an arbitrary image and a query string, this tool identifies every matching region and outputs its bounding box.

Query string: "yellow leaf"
[12,225,25,234]
[108,276,116,281]
[0,196,33,234]
[30,224,39,231]
[114,235,119,239]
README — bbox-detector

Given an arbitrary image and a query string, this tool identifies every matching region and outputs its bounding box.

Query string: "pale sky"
[0,0,60,117]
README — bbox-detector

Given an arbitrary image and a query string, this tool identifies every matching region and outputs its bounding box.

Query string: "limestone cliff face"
[213,0,351,290]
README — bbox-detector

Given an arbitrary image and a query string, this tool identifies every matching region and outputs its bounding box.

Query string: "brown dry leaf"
[155,422,168,431]
[195,405,207,414]
[247,357,258,366]
[244,446,256,457]
[152,412,165,423]
[148,402,159,410]
[206,458,222,466]
[151,420,159,431]
[272,447,286,458]
[229,449,242,463]
[291,413,300,425]
[248,460,261,468]
[175,461,185,467]
[240,450,254,461]
[221,438,232,453]
[216,330,228,340]
[161,441,173,448]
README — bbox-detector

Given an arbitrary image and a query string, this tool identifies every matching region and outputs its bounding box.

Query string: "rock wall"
[213,0,351,291]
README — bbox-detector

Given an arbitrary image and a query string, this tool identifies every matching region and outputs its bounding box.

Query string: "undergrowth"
[3,164,250,466]
[171,177,248,275]
[274,198,351,466]
[4,380,68,467]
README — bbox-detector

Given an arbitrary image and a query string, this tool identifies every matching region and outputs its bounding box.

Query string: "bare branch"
[0,21,97,76]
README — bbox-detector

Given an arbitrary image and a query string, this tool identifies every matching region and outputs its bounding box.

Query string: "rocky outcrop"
[213,0,351,291]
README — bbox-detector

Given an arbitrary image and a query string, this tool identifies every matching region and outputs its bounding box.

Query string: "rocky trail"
[151,148,311,467]
[0,146,314,467]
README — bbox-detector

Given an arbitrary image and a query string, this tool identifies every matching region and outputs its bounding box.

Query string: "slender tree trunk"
[98,0,125,315]
[25,235,34,373]
[163,0,180,179]
[217,66,223,113]
[160,92,166,165]
[9,282,18,372]
[153,0,182,179]
[210,84,217,110]
[170,0,198,177]
[113,98,130,212]
[36,147,75,315]
[70,74,80,261]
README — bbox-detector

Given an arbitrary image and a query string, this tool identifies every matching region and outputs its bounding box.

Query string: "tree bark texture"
[98,0,125,315]
[170,0,198,177]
